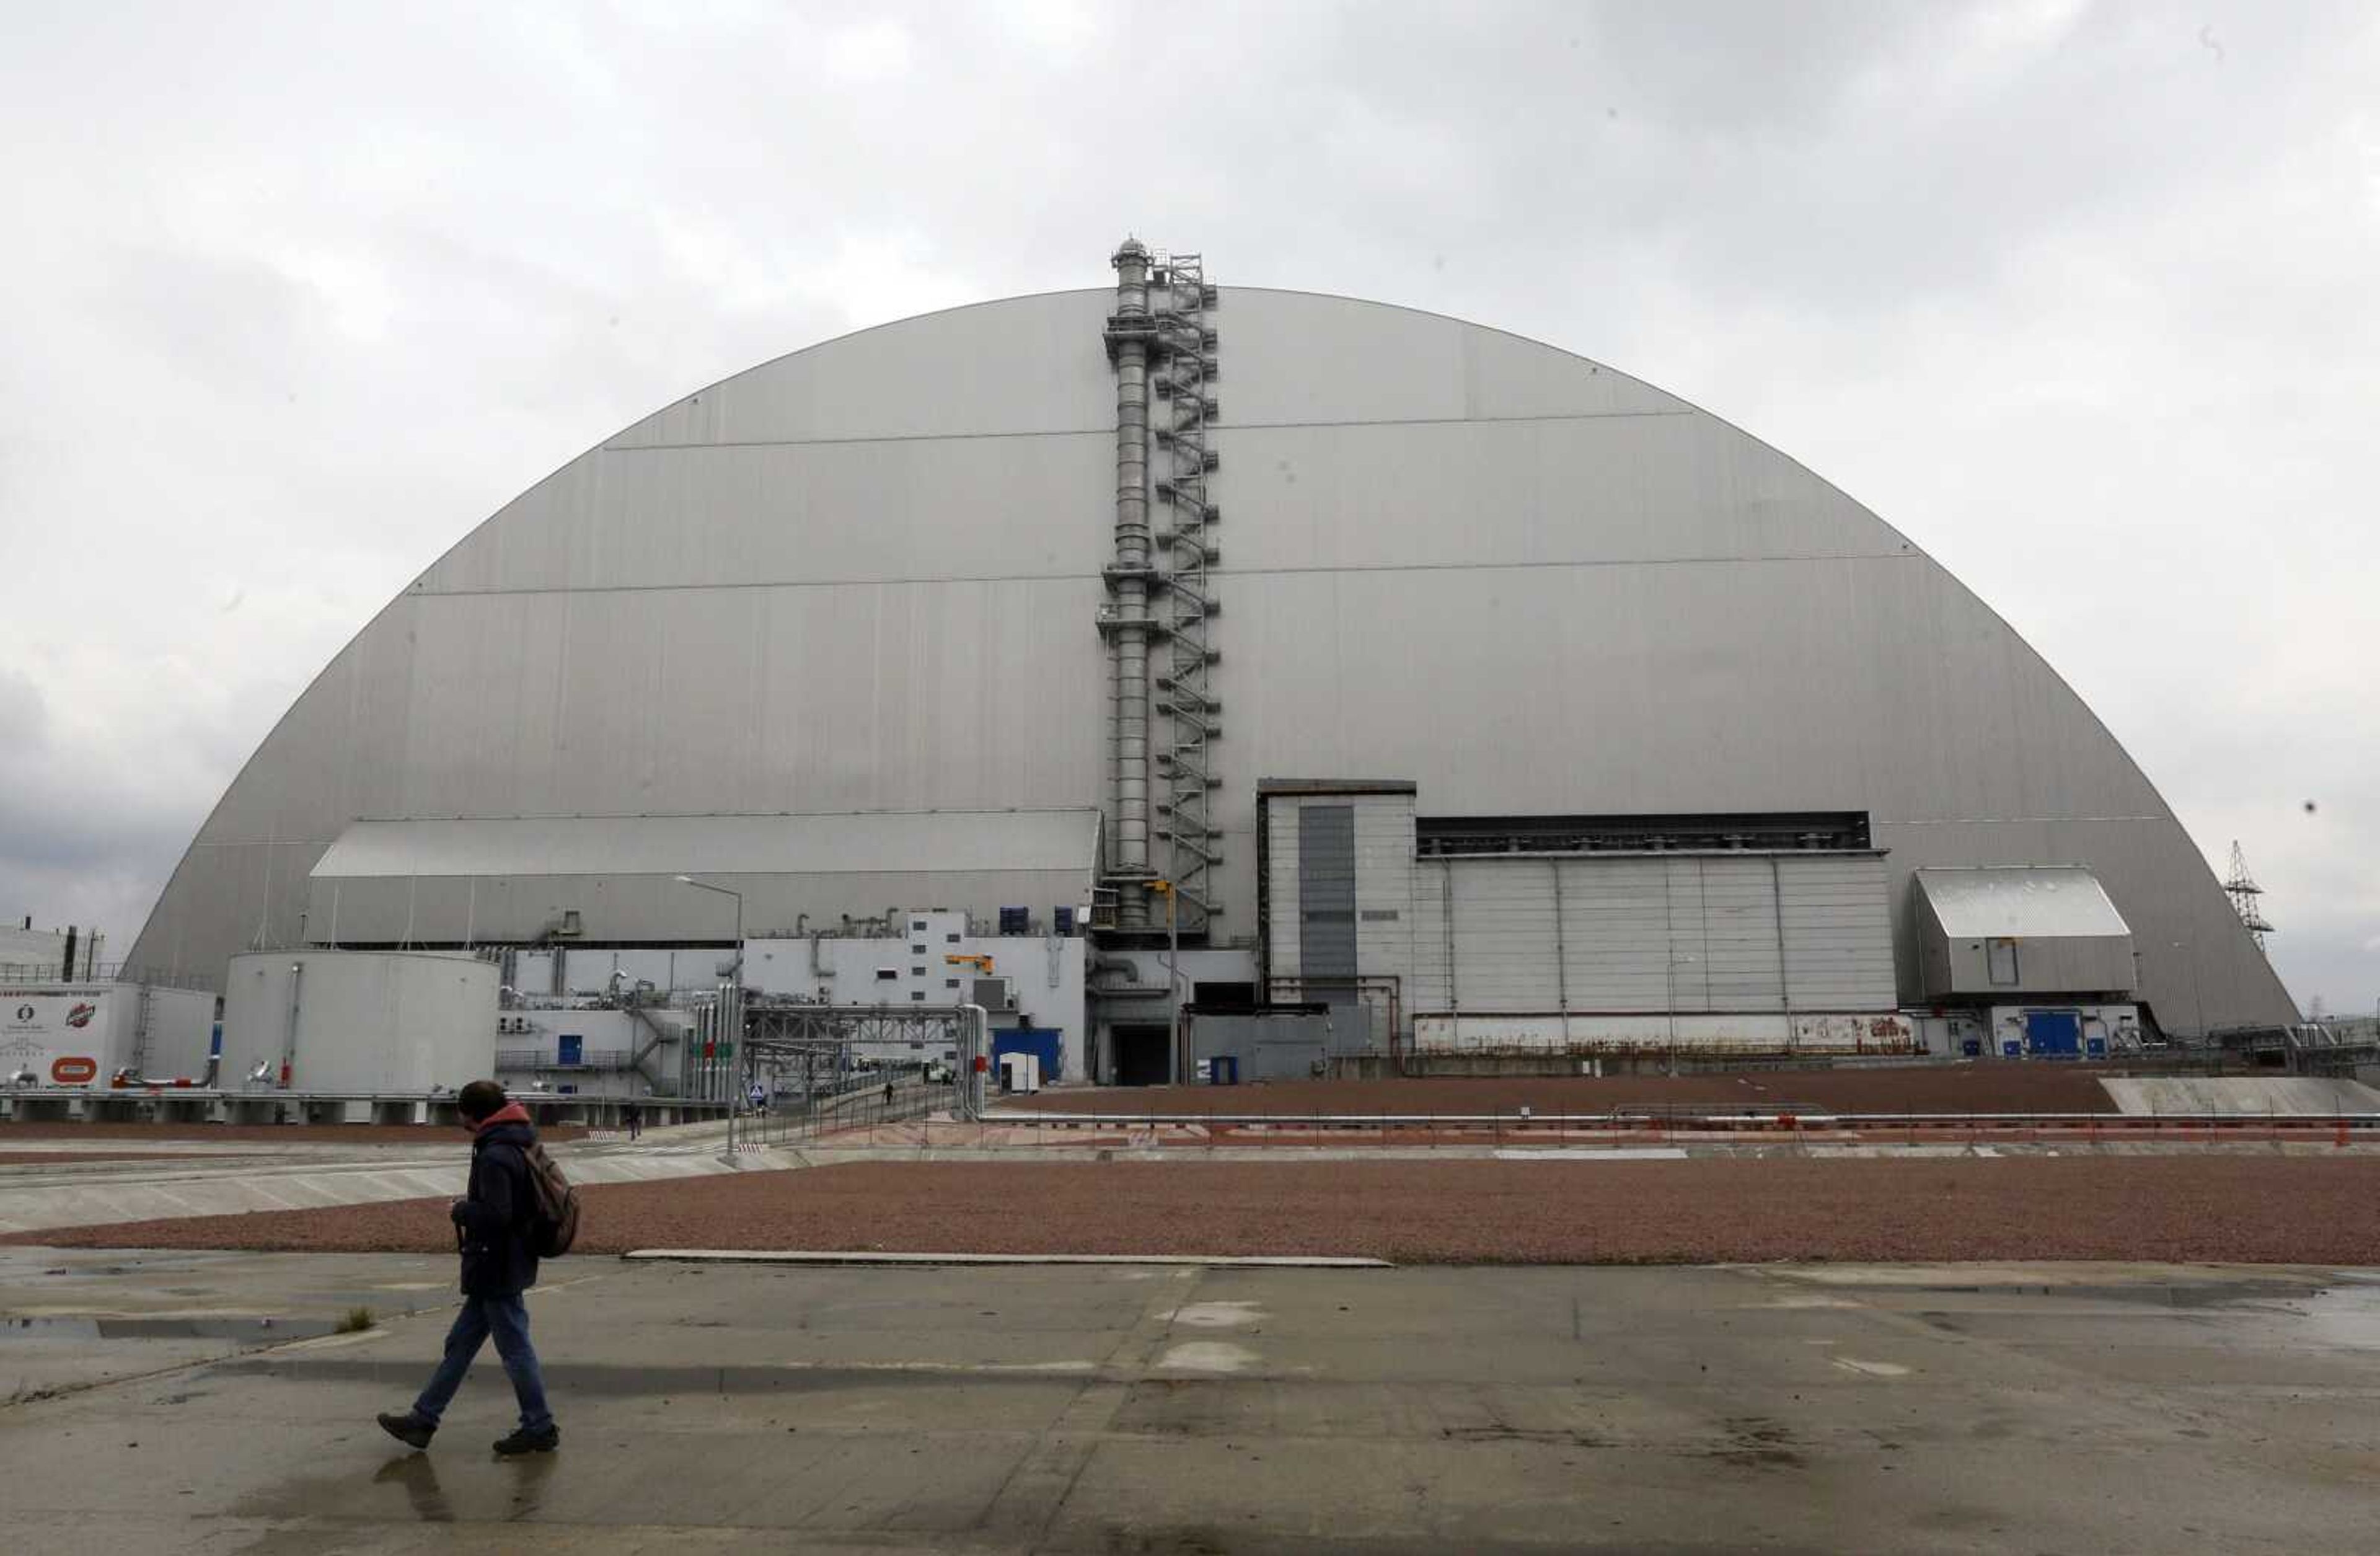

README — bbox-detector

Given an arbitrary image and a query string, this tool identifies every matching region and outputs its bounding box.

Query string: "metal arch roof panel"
[120,283,2296,1030]
[311,811,1101,882]
[1914,867,2132,939]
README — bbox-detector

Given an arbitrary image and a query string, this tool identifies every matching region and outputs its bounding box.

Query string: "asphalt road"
[3,1247,2377,1552]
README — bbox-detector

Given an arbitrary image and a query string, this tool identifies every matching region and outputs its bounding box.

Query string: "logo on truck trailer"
[50,1056,99,1085]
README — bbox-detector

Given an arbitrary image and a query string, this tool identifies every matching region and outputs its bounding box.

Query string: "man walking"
[377,1081,559,1456]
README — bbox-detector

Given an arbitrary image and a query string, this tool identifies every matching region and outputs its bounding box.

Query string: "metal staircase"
[1148,252,1222,935]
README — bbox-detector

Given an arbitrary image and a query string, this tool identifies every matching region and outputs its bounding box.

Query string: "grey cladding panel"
[1297,806,1357,982]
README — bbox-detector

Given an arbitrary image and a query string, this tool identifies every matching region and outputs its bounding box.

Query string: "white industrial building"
[3,914,218,1100]
[1,919,104,982]
[104,240,2294,1096]
[1,978,216,1092]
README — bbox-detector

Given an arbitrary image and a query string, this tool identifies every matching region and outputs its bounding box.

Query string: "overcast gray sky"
[2,1,2372,1014]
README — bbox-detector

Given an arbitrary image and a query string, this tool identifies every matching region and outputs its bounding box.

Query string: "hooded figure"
[377,1080,559,1456]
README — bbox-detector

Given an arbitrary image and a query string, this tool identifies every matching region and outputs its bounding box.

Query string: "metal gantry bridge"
[734,1001,993,1127]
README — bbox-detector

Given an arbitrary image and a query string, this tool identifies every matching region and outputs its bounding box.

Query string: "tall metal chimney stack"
[1102,237,1158,927]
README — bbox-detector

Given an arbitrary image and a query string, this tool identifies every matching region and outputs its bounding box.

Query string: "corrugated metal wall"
[1782,855,1902,1007]
[1295,806,1357,983]
[1409,853,1894,1015]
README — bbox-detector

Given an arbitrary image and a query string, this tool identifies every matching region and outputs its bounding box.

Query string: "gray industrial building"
[118,240,2296,1085]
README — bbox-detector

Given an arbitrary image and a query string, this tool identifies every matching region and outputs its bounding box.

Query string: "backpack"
[520,1141,581,1258]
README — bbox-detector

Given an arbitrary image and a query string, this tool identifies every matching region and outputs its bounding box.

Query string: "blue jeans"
[412,1294,552,1432]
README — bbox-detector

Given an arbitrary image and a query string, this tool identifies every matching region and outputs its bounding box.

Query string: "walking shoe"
[376,1410,435,1451]
[492,1423,560,1456]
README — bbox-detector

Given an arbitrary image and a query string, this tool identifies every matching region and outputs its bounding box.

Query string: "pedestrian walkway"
[0,1136,806,1237]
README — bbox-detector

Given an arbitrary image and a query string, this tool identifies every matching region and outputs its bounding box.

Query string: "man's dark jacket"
[454,1102,541,1297]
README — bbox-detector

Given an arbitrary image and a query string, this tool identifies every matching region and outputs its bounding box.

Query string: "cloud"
[0,1,2373,1012]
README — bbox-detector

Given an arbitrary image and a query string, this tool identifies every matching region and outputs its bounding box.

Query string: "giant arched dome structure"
[125,244,2294,1058]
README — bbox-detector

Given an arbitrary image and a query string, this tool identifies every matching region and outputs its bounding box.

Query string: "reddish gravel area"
[1008,1067,2129,1117]
[15,1157,2378,1265]
[0,1121,584,1143]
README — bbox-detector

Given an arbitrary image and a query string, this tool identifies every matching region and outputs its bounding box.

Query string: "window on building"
[910,965,925,976]
[910,919,928,932]
[910,943,926,955]
[1986,938,2020,986]
[875,968,898,982]
[946,932,962,944]
[910,991,925,1002]
[945,978,959,989]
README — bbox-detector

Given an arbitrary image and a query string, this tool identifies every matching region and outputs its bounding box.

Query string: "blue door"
[2025,1011,2081,1058]
[993,1028,1064,1082]
[557,1033,583,1067]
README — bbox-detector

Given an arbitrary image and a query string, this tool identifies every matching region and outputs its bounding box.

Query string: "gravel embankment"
[1007,1068,2128,1116]
[12,1157,2376,1265]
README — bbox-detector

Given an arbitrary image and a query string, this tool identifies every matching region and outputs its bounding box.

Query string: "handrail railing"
[496,1048,632,1071]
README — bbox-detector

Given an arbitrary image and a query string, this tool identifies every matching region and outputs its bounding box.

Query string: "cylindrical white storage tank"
[223,950,496,1093]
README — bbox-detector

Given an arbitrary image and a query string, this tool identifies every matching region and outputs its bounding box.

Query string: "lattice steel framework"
[2221,839,2274,952]
[1149,252,1222,935]
[744,1002,974,1055]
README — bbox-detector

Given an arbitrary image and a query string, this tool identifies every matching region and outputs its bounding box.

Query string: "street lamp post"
[676,875,744,1151]
[1153,879,1183,1082]
[2171,940,2205,1038]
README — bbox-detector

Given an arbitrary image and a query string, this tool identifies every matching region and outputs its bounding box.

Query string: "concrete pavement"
[4,1248,2379,1552]
[0,1135,811,1237]
[2102,1076,2380,1115]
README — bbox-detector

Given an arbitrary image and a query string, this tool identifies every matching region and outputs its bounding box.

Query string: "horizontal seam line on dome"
[1221,409,1698,432]
[412,553,1921,598]
[1875,815,2166,825]
[596,408,1696,453]
[604,428,1113,451]
[317,867,1088,878]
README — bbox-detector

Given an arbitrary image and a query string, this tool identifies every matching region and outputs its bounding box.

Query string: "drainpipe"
[1442,863,1458,1054]
[1770,857,1794,1053]
[112,1054,221,1090]
[1551,860,1570,1050]
[281,960,303,1089]
[956,1004,990,1120]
